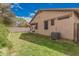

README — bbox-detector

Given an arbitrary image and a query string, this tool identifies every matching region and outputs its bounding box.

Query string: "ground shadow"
[19,33,79,56]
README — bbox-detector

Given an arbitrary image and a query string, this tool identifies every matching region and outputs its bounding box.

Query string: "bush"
[0,24,12,48]
[3,17,14,26]
[0,16,15,27]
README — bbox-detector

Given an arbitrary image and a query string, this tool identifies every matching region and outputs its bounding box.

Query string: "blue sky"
[11,3,79,21]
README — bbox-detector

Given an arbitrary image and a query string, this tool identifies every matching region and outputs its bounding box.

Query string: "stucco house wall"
[31,10,79,40]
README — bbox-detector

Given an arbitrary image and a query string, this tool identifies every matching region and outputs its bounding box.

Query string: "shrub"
[3,16,14,26]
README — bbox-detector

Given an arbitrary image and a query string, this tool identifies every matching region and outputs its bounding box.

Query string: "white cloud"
[29,13,35,17]
[28,10,37,17]
[10,5,14,8]
[34,10,38,13]
[11,3,23,10]
[16,4,23,10]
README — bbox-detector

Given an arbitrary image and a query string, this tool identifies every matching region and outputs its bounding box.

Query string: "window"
[44,21,48,30]
[58,15,70,20]
[35,23,38,29]
[51,19,54,25]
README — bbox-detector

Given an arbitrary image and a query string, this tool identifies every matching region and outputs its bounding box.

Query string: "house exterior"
[30,8,79,42]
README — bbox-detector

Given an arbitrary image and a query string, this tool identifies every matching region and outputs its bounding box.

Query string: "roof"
[30,8,79,23]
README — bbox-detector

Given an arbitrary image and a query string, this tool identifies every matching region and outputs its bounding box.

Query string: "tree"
[16,17,31,27]
[0,3,15,26]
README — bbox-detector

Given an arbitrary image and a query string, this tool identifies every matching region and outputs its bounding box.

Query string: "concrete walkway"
[8,27,30,32]
[8,33,22,55]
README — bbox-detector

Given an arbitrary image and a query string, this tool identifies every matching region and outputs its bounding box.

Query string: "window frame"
[44,20,48,30]
[51,19,55,25]
[35,23,38,30]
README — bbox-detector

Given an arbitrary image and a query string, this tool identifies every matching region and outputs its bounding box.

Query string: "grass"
[0,24,12,48]
[0,24,12,56]
[8,32,79,56]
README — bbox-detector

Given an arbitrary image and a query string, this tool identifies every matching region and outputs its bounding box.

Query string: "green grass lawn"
[0,24,12,48]
[8,32,79,56]
[0,24,12,56]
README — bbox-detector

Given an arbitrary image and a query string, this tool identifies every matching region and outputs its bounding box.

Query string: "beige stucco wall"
[73,13,79,41]
[31,11,78,40]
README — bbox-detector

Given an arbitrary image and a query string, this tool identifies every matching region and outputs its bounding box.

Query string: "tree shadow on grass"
[19,33,79,56]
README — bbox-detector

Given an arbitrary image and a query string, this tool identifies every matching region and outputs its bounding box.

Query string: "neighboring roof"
[30,8,79,23]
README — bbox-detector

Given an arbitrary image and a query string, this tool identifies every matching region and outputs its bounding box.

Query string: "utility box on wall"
[51,32,61,40]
